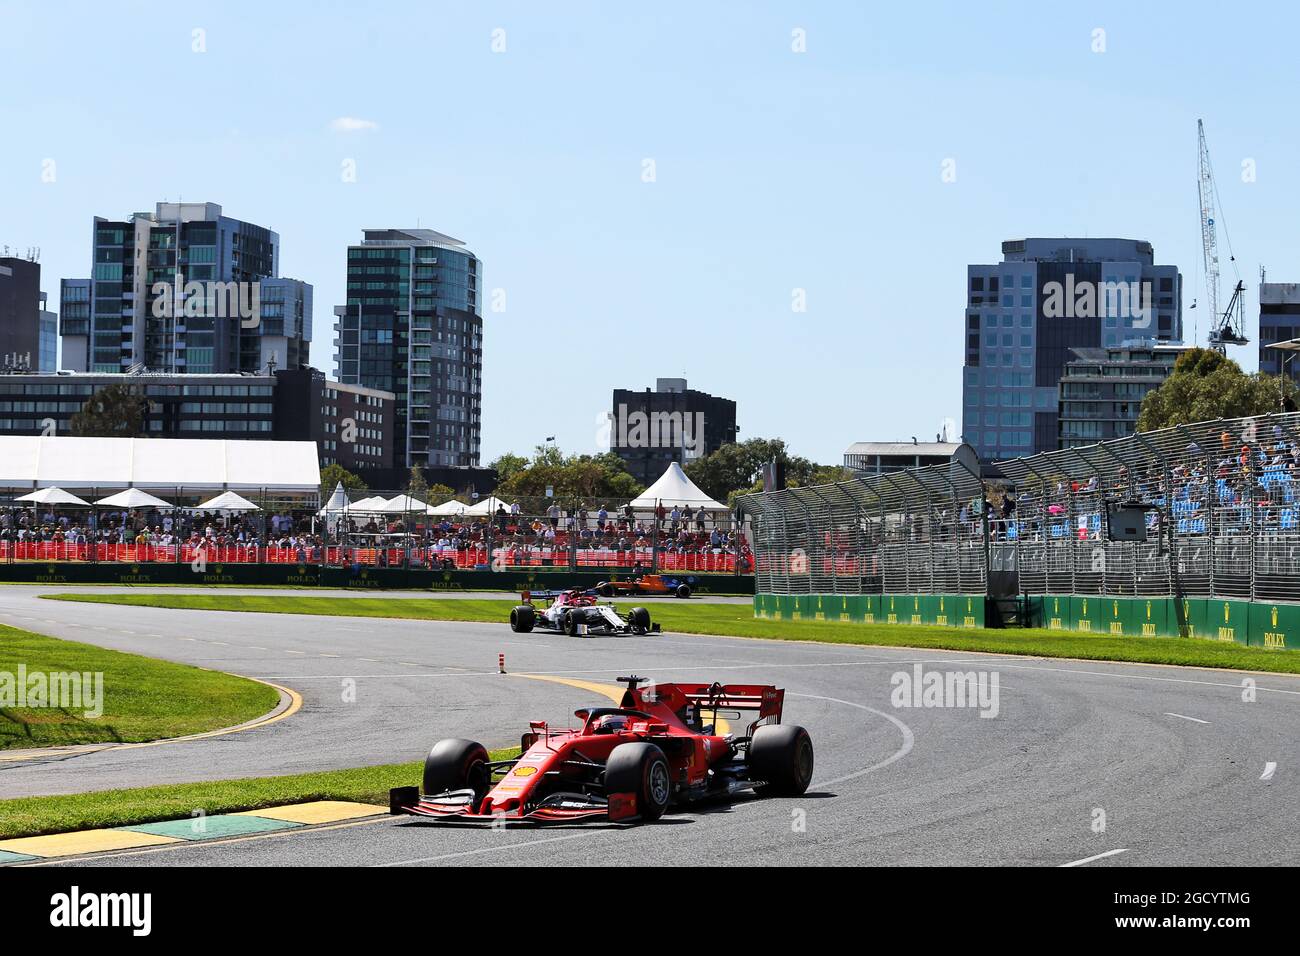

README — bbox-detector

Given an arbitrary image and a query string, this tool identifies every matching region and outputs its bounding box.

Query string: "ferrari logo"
[1273,606,1279,628]
[914,596,920,610]
[1053,598,1060,614]
[1146,600,1152,620]
[939,597,945,612]
[1224,602,1230,623]
[1082,598,1088,616]
[1113,600,1119,617]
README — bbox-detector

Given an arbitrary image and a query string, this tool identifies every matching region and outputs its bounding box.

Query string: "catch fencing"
[740,411,1300,605]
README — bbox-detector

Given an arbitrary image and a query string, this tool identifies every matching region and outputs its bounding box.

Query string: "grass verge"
[41,592,1300,674]
[0,623,280,750]
[0,749,518,839]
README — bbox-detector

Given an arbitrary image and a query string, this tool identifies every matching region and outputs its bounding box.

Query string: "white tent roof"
[194,491,260,512]
[95,488,173,509]
[462,495,510,516]
[380,494,428,513]
[0,437,320,493]
[319,482,349,514]
[427,499,468,516]
[343,496,390,513]
[627,462,728,511]
[13,487,91,507]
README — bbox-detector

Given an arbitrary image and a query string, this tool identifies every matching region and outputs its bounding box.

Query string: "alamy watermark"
[601,403,705,456]
[150,275,261,328]
[890,664,1000,718]
[0,665,104,718]
[1042,273,1153,328]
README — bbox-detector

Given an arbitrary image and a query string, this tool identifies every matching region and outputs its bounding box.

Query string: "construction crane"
[1197,119,1249,353]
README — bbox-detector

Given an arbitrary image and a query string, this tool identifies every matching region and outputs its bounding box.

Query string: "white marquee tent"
[13,487,91,507]
[193,491,261,512]
[0,437,320,494]
[462,495,510,517]
[95,488,174,510]
[380,494,428,513]
[627,462,728,512]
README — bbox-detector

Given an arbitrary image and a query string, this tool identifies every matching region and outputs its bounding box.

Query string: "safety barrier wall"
[751,592,1296,649]
[753,592,986,629]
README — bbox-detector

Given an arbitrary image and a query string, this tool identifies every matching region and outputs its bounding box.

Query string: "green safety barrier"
[753,591,1297,649]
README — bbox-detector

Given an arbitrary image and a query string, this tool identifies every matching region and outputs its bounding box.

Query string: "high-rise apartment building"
[0,256,42,372]
[59,202,311,375]
[334,228,482,470]
[962,238,1182,462]
[1057,344,1186,447]
[1258,282,1300,382]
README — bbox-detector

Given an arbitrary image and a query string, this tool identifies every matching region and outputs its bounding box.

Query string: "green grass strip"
[0,623,279,750]
[41,593,1300,674]
[0,749,517,840]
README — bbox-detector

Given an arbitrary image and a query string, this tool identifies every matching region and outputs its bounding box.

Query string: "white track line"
[1164,712,1210,724]
[376,831,598,866]
[1060,848,1128,867]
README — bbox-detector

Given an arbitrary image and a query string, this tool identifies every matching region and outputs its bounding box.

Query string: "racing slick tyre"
[748,724,815,796]
[510,605,536,633]
[596,581,615,597]
[604,742,671,821]
[563,609,582,636]
[628,607,651,634]
[423,738,491,801]
[675,583,691,598]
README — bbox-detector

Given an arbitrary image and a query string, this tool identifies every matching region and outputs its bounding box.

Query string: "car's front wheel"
[627,606,651,634]
[510,604,535,632]
[605,742,670,821]
[423,738,490,802]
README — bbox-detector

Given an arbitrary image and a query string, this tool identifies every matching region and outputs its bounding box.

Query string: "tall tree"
[69,384,145,438]
[405,465,429,500]
[684,437,830,502]
[319,463,367,499]
[1137,348,1298,431]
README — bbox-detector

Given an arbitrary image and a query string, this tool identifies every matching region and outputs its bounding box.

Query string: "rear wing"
[671,683,785,723]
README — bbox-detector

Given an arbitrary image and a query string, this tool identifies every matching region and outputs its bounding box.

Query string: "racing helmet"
[593,714,629,734]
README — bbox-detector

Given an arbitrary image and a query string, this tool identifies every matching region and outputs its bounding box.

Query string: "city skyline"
[5,2,1300,466]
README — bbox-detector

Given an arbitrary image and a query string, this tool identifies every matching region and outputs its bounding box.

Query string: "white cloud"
[329,116,379,133]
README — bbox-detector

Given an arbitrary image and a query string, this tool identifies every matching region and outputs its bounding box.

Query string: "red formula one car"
[389,676,814,825]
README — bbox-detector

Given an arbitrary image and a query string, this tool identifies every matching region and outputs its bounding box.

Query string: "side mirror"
[574,709,590,721]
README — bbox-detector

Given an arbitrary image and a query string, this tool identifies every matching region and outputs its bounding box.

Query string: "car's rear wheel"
[675,583,691,598]
[628,606,651,634]
[748,724,814,796]
[596,581,614,597]
[604,742,670,821]
[423,738,490,801]
[510,604,535,632]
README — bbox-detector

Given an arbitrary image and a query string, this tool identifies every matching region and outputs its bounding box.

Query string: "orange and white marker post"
[498,653,506,674]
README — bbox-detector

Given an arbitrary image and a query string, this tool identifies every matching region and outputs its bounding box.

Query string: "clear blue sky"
[3,1,1298,465]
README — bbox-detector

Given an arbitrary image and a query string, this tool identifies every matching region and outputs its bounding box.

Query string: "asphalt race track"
[2,586,1297,867]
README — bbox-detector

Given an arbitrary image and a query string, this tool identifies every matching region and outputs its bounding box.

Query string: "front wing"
[389,786,637,825]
